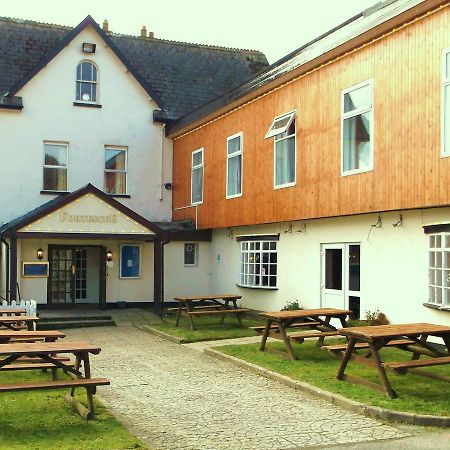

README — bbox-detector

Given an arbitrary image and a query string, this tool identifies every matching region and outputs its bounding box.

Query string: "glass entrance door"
[49,247,74,305]
[321,243,361,318]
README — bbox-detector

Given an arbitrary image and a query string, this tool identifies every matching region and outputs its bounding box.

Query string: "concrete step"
[37,319,116,330]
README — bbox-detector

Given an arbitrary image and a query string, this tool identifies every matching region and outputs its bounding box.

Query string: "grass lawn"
[151,313,264,343]
[218,339,450,416]
[0,370,147,450]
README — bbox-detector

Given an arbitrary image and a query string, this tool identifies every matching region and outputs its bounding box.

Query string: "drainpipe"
[159,123,166,201]
[1,235,10,302]
[160,234,170,315]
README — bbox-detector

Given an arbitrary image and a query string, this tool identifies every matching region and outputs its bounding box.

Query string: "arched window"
[76,61,98,103]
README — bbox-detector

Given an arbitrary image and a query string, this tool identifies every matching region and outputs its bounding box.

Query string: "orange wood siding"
[172,6,450,230]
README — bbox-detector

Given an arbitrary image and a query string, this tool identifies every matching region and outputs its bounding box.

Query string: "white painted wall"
[208,209,450,327]
[163,241,211,301]
[0,25,172,226]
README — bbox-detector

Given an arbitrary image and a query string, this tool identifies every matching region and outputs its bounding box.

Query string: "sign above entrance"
[18,194,155,235]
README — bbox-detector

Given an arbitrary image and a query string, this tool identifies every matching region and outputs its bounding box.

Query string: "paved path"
[66,326,409,450]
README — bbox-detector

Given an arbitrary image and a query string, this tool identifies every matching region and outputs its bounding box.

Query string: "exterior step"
[37,319,115,330]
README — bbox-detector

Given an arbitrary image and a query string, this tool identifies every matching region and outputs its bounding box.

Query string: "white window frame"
[237,239,278,289]
[226,132,243,199]
[191,148,204,205]
[341,79,374,177]
[272,112,296,190]
[104,146,128,195]
[441,48,450,157]
[265,110,296,139]
[119,244,141,279]
[184,243,198,267]
[42,141,69,192]
[427,233,450,309]
[76,60,99,104]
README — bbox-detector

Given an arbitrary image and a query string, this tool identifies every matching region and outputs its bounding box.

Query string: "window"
[341,80,373,175]
[442,49,450,156]
[43,142,68,192]
[104,147,127,195]
[266,111,296,188]
[226,133,243,198]
[428,234,450,308]
[184,243,198,266]
[120,245,140,278]
[76,61,98,103]
[191,148,204,205]
[238,239,278,288]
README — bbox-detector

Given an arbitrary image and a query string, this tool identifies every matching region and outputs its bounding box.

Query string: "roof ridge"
[0,15,265,55]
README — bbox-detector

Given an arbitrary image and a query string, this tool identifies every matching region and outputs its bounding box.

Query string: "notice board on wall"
[22,262,49,278]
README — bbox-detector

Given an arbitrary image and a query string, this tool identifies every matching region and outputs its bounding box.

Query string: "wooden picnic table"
[173,295,247,330]
[0,340,109,419]
[335,323,450,398]
[0,330,65,343]
[0,315,39,331]
[259,308,352,360]
[0,308,27,316]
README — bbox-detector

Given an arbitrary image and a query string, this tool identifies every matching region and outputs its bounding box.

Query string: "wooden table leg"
[368,342,397,399]
[259,319,272,351]
[318,316,332,346]
[82,353,95,416]
[278,322,297,360]
[186,303,195,331]
[175,303,183,327]
[220,299,229,324]
[336,338,356,380]
[442,336,450,355]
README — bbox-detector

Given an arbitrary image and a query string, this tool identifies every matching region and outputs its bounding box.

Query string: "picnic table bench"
[259,308,351,360]
[0,315,39,331]
[172,295,248,330]
[0,330,65,343]
[0,340,110,419]
[0,308,27,316]
[335,323,450,398]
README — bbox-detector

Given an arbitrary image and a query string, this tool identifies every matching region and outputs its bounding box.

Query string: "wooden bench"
[289,331,340,344]
[250,321,320,335]
[323,339,415,352]
[187,308,248,316]
[168,305,221,312]
[0,378,110,420]
[384,356,450,372]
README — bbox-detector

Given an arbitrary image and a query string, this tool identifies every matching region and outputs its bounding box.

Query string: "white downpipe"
[159,124,166,201]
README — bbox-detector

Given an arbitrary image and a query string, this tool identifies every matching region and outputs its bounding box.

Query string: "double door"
[48,245,106,306]
[321,243,361,318]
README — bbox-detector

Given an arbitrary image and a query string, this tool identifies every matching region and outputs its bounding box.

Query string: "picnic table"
[258,308,352,360]
[0,340,109,419]
[0,330,65,343]
[334,323,450,398]
[0,308,27,316]
[0,315,39,331]
[172,295,248,330]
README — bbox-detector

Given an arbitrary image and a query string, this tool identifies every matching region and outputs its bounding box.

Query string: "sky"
[1,0,378,63]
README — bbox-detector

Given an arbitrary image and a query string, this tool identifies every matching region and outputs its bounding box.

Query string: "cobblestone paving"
[66,326,409,450]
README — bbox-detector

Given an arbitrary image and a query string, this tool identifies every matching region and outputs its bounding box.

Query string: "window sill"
[341,168,373,177]
[107,193,131,198]
[236,283,278,290]
[274,182,296,190]
[423,302,450,312]
[226,193,242,200]
[73,102,102,108]
[40,190,70,195]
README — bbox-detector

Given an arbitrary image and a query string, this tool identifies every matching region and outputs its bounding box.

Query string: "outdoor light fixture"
[82,42,96,53]
[36,248,44,260]
[106,250,113,262]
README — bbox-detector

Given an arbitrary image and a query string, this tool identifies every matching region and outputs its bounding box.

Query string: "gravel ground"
[65,326,410,450]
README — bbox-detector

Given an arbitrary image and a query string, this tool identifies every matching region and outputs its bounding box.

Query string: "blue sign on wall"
[120,245,140,278]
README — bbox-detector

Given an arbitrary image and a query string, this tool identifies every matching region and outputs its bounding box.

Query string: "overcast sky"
[2,0,378,63]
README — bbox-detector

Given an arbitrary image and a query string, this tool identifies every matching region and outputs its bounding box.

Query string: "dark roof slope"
[0,16,268,119]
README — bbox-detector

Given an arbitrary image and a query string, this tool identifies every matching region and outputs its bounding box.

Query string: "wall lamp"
[82,42,96,53]
[106,250,113,262]
[36,248,44,260]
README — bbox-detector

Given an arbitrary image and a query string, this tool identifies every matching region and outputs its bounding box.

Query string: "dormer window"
[76,61,98,103]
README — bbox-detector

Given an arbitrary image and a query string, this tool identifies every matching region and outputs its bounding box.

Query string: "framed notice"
[22,262,49,278]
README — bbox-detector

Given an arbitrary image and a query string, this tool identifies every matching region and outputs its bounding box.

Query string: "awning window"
[265,111,296,139]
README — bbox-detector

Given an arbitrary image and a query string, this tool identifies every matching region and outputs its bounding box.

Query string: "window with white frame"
[341,80,373,175]
[226,133,243,198]
[191,148,204,205]
[184,243,198,266]
[43,142,68,192]
[442,49,450,156]
[428,234,450,307]
[104,147,127,195]
[76,61,98,103]
[238,239,278,288]
[265,111,296,188]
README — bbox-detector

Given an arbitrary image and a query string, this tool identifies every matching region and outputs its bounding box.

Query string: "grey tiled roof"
[0,16,268,119]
